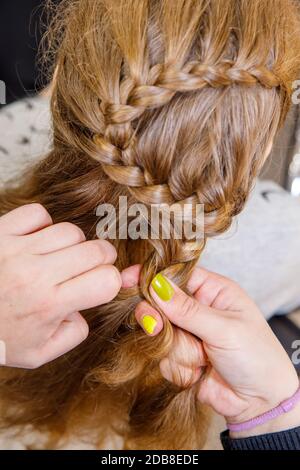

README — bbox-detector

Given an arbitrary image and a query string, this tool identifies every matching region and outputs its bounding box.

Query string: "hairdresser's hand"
[0,204,121,369]
[122,265,300,437]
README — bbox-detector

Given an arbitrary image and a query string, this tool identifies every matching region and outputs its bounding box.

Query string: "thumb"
[38,312,89,365]
[149,273,227,342]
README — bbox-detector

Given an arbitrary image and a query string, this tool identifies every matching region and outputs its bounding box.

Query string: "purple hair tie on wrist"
[227,383,300,433]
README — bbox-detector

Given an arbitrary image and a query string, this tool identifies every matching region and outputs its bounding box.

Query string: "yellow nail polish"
[141,315,157,335]
[151,273,174,301]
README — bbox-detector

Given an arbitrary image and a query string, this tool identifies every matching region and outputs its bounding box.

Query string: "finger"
[159,357,203,388]
[135,302,207,368]
[0,204,52,235]
[41,239,117,284]
[167,327,207,368]
[150,273,227,341]
[38,312,89,364]
[135,301,164,335]
[186,267,245,311]
[54,264,122,315]
[122,265,241,310]
[25,222,86,254]
[121,264,141,288]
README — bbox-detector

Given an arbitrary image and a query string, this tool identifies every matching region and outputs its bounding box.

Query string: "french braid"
[91,58,282,299]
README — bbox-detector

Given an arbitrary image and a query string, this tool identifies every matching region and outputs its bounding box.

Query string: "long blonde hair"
[1,0,300,450]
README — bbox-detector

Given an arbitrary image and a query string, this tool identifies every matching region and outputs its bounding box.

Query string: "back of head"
[1,0,300,449]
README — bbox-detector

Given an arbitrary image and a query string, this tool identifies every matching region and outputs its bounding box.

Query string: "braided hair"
[1,0,300,450]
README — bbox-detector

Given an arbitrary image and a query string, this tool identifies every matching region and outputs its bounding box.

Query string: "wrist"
[228,375,300,439]
[230,397,300,439]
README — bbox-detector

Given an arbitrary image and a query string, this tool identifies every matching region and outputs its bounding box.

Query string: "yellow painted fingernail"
[151,273,174,301]
[141,315,157,335]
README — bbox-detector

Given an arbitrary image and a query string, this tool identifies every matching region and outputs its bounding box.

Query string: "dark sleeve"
[220,426,300,450]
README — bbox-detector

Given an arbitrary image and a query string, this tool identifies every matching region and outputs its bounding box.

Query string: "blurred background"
[0,0,299,372]
[0,0,61,104]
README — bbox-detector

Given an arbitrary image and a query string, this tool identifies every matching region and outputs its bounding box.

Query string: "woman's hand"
[122,265,300,437]
[0,204,121,369]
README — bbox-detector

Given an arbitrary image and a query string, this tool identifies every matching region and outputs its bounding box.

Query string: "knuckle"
[220,275,239,292]
[97,240,117,263]
[26,203,52,226]
[135,300,150,318]
[103,265,122,298]
[179,294,199,319]
[85,241,106,264]
[77,317,89,340]
[226,306,244,321]
[59,222,86,243]
[226,278,240,291]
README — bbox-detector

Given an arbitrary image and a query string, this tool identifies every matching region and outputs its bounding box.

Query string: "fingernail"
[151,273,174,301]
[141,315,157,335]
